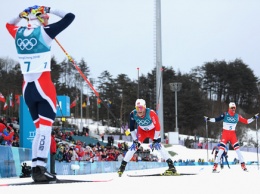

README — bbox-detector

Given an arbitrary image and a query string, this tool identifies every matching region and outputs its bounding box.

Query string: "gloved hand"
[149,139,161,151]
[32,6,51,16]
[19,11,29,19]
[204,116,210,122]
[253,113,259,120]
[22,5,40,14]
[129,139,141,151]
[23,7,33,14]
[19,5,40,19]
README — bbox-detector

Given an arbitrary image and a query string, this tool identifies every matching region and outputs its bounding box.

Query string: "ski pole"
[204,116,209,162]
[225,155,230,168]
[35,14,100,99]
[256,114,259,170]
[34,12,124,129]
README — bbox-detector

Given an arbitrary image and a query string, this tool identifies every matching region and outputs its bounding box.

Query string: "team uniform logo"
[133,109,155,131]
[223,113,238,131]
[15,27,51,74]
[17,38,37,50]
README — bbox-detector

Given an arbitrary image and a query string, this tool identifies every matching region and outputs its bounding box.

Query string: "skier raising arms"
[6,5,75,182]
[117,99,177,177]
[205,102,258,172]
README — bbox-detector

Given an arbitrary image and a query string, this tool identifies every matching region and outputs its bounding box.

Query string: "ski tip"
[93,179,113,182]
[0,184,8,187]
[0,178,113,186]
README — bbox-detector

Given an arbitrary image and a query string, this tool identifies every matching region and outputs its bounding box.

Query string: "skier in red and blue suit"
[117,99,177,177]
[205,102,258,172]
[6,5,75,182]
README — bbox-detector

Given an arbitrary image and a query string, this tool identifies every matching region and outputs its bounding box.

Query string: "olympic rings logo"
[227,117,237,122]
[17,38,37,50]
[137,119,150,126]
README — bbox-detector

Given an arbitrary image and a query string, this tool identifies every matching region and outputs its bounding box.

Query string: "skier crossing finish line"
[204,102,259,173]
[117,99,178,177]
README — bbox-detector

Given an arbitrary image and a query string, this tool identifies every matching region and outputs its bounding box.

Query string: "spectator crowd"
[54,138,158,163]
[0,117,19,147]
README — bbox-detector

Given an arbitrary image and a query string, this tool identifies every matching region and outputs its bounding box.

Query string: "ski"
[127,173,197,177]
[0,178,113,186]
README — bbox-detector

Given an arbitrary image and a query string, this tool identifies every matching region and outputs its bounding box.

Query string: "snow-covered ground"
[168,144,260,163]
[135,142,260,164]
[4,117,260,192]
[1,145,260,194]
[1,164,260,194]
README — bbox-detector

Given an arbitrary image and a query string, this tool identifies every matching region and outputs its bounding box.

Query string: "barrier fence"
[0,145,258,178]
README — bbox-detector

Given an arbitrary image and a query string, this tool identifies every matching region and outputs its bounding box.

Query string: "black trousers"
[50,153,56,174]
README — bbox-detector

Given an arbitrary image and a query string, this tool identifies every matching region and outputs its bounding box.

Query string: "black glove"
[204,116,210,122]
[19,11,29,19]
[129,139,140,151]
[253,113,259,120]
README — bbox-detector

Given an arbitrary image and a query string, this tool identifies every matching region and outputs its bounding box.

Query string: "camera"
[20,162,32,178]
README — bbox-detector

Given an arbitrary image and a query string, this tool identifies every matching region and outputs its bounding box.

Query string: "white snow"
[1,145,260,194]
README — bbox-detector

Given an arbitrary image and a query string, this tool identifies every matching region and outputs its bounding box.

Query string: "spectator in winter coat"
[55,145,64,162]
[0,123,14,146]
[63,147,72,162]
[50,131,57,174]
[70,148,79,161]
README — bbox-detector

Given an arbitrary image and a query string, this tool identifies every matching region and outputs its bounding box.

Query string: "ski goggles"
[135,105,145,112]
[29,14,49,20]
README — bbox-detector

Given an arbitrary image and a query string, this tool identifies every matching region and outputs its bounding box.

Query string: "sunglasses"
[230,107,236,110]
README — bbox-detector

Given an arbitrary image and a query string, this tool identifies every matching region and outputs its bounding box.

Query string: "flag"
[86,96,90,106]
[15,94,20,104]
[97,98,101,108]
[0,93,5,103]
[70,97,78,108]
[3,94,13,110]
[107,100,112,108]
[3,97,9,110]
[9,93,13,107]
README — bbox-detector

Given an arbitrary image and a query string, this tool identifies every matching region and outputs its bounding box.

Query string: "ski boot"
[241,162,248,171]
[31,167,36,181]
[32,166,56,182]
[212,163,218,173]
[117,161,127,177]
[162,159,178,176]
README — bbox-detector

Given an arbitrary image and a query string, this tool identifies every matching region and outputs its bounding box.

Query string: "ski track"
[1,165,260,194]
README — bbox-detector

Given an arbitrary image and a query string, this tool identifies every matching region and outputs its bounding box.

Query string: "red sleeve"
[3,132,14,141]
[150,110,160,131]
[6,23,18,38]
[50,136,57,154]
[238,115,248,124]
